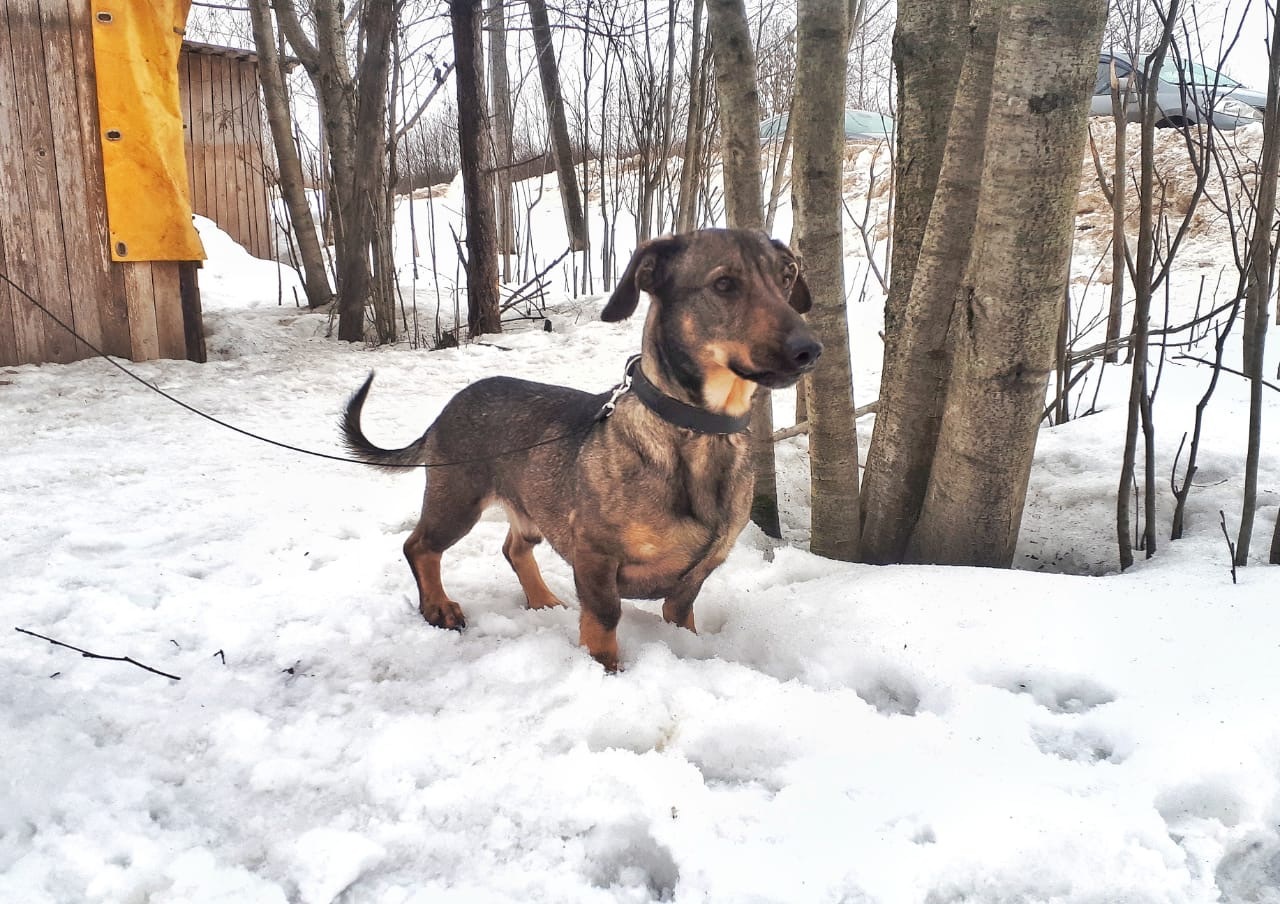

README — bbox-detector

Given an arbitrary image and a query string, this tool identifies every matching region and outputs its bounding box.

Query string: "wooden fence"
[0,0,201,368]
[179,42,274,261]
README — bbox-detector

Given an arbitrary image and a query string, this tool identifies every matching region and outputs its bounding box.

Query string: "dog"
[341,228,821,671]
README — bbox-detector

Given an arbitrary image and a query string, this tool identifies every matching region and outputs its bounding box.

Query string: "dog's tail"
[340,373,430,472]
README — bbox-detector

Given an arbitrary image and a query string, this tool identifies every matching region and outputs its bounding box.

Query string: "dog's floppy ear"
[771,239,812,314]
[601,237,680,322]
[788,271,812,314]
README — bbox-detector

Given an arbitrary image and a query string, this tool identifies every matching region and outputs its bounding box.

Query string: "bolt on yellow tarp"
[91,0,205,262]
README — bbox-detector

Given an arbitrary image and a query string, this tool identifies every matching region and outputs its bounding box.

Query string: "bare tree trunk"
[1118,2,1179,570]
[706,0,763,232]
[792,0,859,560]
[275,0,396,343]
[527,0,587,252]
[675,0,708,234]
[1105,62,1128,363]
[706,0,781,538]
[878,0,966,382]
[906,0,1106,565]
[859,0,990,564]
[487,0,515,275]
[1235,5,1280,566]
[764,97,796,235]
[452,0,502,337]
[246,0,333,308]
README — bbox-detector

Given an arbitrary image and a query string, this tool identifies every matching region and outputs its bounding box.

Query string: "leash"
[0,269,605,470]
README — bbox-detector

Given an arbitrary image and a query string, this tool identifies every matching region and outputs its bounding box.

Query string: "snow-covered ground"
[3,137,1280,903]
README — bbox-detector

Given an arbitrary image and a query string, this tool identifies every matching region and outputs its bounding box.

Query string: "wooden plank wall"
[0,0,196,368]
[179,47,273,261]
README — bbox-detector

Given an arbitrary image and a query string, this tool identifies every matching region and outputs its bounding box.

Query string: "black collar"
[600,355,751,435]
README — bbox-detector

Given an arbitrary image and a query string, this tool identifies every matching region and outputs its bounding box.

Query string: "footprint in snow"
[990,671,1116,714]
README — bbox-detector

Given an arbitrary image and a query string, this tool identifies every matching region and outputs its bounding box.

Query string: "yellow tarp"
[91,0,205,262]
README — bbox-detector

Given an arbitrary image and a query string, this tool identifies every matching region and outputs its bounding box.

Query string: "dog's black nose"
[786,334,823,370]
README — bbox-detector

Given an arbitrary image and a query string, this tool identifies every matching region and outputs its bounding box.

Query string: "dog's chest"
[608,441,750,596]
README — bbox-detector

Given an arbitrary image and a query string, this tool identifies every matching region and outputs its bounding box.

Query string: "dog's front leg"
[573,550,622,672]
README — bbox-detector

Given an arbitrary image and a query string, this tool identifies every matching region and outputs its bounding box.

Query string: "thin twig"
[772,400,879,441]
[15,627,182,681]
[1174,355,1280,393]
[1219,511,1238,584]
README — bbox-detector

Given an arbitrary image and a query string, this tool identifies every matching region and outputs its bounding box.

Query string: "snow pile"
[2,183,1279,902]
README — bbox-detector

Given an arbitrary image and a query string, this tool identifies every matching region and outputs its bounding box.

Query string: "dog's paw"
[420,599,467,632]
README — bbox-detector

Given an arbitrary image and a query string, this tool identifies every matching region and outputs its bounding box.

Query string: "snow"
[3,145,1280,903]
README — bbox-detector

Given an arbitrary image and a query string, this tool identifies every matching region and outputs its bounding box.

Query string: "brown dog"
[342,228,821,670]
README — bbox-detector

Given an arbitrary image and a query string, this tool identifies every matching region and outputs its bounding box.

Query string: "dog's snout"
[786,333,823,370]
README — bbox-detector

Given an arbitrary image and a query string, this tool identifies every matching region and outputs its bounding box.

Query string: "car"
[1092,51,1267,130]
[759,109,894,142]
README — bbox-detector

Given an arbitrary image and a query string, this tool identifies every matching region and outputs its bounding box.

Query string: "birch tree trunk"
[487,0,515,273]
[860,0,1106,566]
[859,0,991,563]
[705,0,781,538]
[792,0,859,560]
[245,0,333,309]
[909,0,1107,565]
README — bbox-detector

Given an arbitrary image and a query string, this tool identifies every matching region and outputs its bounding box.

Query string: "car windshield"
[1152,58,1241,88]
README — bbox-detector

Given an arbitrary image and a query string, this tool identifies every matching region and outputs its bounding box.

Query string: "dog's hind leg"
[404,486,488,631]
[501,506,565,610]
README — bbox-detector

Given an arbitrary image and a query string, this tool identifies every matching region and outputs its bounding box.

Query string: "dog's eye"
[713,276,736,294]
[780,263,798,287]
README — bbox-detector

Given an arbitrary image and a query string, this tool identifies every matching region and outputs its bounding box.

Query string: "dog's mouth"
[730,362,813,389]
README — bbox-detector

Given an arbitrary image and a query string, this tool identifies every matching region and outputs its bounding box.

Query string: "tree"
[527,0,588,253]
[860,0,1107,566]
[791,0,860,560]
[451,0,502,337]
[675,0,709,234]
[487,0,516,277]
[245,1,333,309]
[705,0,785,538]
[1235,2,1280,566]
[274,0,397,343]
[858,0,969,563]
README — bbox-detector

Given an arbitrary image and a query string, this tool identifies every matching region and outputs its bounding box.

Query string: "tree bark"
[487,0,515,272]
[1235,3,1280,566]
[1117,1,1179,570]
[706,0,763,232]
[245,0,333,309]
[452,0,502,337]
[274,0,395,343]
[705,0,781,538]
[1105,61,1128,363]
[527,0,588,252]
[675,0,708,234]
[859,0,992,563]
[908,0,1107,565]
[792,0,859,561]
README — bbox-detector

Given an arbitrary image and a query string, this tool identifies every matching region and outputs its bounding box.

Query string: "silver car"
[1092,52,1267,129]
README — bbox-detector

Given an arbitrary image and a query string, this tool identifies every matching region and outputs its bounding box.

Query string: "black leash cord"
[0,270,597,470]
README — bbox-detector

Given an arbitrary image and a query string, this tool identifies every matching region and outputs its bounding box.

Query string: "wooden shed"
[0,0,204,368]
[179,41,274,261]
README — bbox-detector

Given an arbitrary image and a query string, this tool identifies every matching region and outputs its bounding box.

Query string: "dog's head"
[602,230,821,409]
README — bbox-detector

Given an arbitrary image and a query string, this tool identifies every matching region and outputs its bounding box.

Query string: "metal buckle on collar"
[597,354,642,421]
